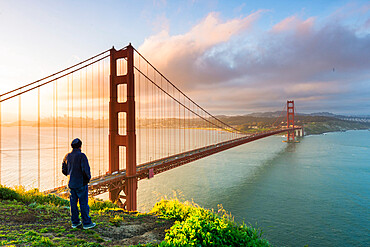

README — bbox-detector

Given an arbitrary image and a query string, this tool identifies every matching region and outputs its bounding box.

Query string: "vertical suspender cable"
[56,80,58,187]
[158,74,160,159]
[98,62,101,173]
[208,114,210,145]
[188,101,190,151]
[192,104,194,149]
[91,65,94,171]
[18,91,21,185]
[160,76,163,158]
[72,74,74,138]
[183,96,185,151]
[185,101,187,151]
[203,112,205,146]
[53,79,56,188]
[146,62,148,162]
[138,56,141,164]
[199,108,201,148]
[68,76,70,144]
[167,79,170,156]
[202,111,204,145]
[208,116,210,146]
[174,86,176,154]
[85,67,88,155]
[0,96,2,185]
[178,91,180,153]
[80,70,82,138]
[174,86,176,153]
[151,68,153,161]
[197,108,200,148]
[171,85,174,155]
[103,59,105,173]
[153,70,156,160]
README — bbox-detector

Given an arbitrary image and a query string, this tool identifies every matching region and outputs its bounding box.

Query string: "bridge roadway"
[47,127,301,198]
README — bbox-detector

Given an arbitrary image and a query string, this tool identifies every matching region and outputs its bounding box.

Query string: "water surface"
[137,130,370,247]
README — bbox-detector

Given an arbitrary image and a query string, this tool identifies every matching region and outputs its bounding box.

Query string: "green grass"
[0,186,270,246]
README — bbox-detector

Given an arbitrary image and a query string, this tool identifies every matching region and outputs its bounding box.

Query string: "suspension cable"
[0,49,110,98]
[134,67,240,134]
[0,54,110,103]
[271,103,287,127]
[132,47,242,134]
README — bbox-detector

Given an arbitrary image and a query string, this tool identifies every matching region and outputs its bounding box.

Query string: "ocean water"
[137,130,370,247]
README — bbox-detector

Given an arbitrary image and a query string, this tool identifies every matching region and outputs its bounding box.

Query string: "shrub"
[0,185,68,207]
[89,198,118,211]
[16,187,69,206]
[0,185,20,201]
[151,199,198,221]
[153,199,270,247]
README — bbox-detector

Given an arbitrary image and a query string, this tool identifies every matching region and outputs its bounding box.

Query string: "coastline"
[302,122,370,136]
[302,129,369,137]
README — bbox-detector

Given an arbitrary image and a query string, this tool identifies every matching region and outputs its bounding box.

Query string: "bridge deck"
[46,127,301,197]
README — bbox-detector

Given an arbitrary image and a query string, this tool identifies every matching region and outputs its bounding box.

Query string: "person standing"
[62,138,96,229]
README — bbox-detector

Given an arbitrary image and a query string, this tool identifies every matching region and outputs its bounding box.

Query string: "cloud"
[137,7,370,114]
[139,11,263,69]
[271,15,315,34]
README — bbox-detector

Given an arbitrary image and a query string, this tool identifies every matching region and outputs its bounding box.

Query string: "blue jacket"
[62,149,91,189]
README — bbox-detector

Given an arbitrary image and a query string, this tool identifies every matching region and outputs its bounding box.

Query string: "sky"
[0,0,369,115]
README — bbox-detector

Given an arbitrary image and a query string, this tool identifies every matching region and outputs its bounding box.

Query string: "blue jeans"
[69,185,92,226]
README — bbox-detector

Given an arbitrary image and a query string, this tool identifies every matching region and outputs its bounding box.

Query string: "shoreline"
[303,127,370,136]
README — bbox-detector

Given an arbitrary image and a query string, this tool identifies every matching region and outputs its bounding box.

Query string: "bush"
[151,199,198,221]
[152,200,270,247]
[0,185,21,201]
[0,185,68,207]
[89,198,118,211]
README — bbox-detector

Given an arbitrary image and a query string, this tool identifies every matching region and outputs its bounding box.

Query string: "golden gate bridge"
[0,44,302,211]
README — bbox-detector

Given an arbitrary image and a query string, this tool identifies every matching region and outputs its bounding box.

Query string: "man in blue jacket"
[62,138,96,229]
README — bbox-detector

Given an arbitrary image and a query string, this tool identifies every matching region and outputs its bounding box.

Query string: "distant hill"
[245,111,284,118]
[227,111,370,119]
[216,111,370,135]
[299,112,343,117]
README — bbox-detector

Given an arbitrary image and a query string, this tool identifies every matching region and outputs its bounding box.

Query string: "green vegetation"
[0,186,270,246]
[151,199,269,246]
[218,114,370,135]
[0,185,69,206]
[301,119,370,135]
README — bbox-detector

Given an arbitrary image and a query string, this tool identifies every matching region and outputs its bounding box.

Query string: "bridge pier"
[295,128,304,137]
[109,44,137,211]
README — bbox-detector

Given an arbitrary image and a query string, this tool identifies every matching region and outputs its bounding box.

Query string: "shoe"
[71,222,82,228]
[83,222,96,230]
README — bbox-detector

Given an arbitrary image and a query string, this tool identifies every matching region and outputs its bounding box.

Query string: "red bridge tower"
[286,100,296,142]
[109,44,137,211]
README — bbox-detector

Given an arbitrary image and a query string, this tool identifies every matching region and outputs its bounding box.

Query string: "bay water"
[137,130,370,246]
